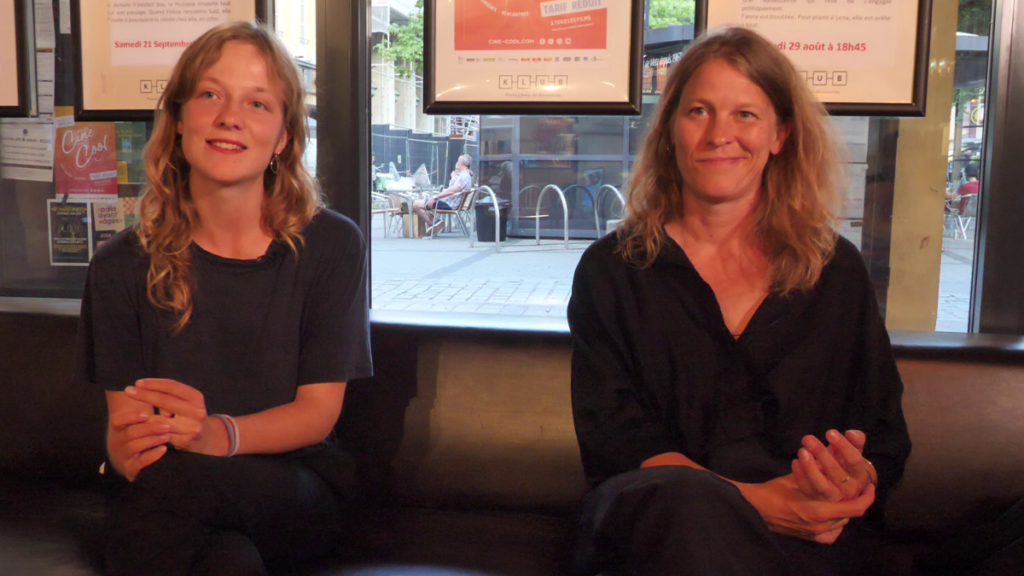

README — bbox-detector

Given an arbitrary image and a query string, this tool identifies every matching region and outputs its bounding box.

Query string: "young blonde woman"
[568,28,910,575]
[75,22,371,575]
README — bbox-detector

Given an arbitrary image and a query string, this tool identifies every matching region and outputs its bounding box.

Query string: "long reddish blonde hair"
[619,27,843,293]
[137,21,321,332]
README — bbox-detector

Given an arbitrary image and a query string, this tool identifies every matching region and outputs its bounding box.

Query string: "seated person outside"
[412,154,474,235]
[949,163,980,212]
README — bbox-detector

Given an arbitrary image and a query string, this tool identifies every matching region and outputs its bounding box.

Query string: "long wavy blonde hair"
[619,27,843,293]
[138,21,321,332]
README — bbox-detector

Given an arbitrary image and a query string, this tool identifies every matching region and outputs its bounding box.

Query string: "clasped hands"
[742,429,877,545]
[107,378,223,481]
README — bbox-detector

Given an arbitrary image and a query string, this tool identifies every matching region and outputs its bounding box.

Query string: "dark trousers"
[104,449,351,576]
[573,466,895,576]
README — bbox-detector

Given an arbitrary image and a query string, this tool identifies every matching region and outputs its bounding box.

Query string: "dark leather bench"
[1,310,1023,575]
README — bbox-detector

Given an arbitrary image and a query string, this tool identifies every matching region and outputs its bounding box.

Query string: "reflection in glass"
[520,117,625,156]
[480,117,513,156]
[515,160,625,236]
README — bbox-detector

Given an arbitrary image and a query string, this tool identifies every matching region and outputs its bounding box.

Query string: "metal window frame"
[972,0,1024,333]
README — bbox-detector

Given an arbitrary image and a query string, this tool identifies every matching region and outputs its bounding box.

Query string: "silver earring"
[269,154,279,174]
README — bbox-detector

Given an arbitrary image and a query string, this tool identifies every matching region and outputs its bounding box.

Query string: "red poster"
[55,120,117,200]
[455,0,608,51]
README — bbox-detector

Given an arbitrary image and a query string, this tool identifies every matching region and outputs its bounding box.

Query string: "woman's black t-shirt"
[75,209,373,419]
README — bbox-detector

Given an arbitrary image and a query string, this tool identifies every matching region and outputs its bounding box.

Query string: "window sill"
[370,309,570,340]
[0,297,81,317]
[3,297,1023,358]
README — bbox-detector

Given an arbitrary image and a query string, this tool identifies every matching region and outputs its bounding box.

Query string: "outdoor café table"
[388,187,441,238]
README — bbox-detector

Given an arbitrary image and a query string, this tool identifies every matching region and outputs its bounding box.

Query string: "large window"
[0,0,999,335]
[364,0,990,332]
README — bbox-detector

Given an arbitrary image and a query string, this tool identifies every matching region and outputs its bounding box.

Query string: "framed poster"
[424,0,645,116]
[71,0,264,121]
[697,0,932,117]
[0,0,37,117]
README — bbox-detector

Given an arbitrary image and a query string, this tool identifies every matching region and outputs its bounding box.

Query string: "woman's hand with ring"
[125,378,223,456]
[792,430,873,502]
[739,475,875,544]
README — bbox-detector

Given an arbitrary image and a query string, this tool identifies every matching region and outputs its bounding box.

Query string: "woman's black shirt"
[568,231,911,513]
[75,209,372,421]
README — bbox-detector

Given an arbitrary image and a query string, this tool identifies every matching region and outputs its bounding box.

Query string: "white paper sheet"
[34,0,56,50]
[0,119,55,182]
[59,0,71,34]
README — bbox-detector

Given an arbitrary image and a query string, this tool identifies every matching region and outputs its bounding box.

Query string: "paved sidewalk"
[369,218,975,331]
[370,221,588,317]
[937,235,975,332]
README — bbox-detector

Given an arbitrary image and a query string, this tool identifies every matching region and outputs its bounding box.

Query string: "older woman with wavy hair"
[568,27,910,575]
[75,21,371,575]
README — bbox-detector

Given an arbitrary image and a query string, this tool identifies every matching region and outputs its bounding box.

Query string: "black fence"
[372,124,479,189]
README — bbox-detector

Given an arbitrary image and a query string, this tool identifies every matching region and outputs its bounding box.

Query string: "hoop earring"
[269,154,279,174]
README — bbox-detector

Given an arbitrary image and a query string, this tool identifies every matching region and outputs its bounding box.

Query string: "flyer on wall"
[54,107,118,201]
[0,119,55,182]
[91,200,127,253]
[426,0,643,114]
[48,199,92,266]
[73,0,257,118]
[703,0,929,115]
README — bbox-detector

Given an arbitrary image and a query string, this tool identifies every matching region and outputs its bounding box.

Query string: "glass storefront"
[365,0,991,331]
[0,0,997,333]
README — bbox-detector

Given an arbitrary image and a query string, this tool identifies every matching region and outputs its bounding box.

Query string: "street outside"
[937,235,975,333]
[369,217,975,332]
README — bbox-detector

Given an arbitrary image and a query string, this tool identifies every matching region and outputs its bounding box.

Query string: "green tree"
[649,0,694,29]
[958,0,991,36]
[378,0,424,79]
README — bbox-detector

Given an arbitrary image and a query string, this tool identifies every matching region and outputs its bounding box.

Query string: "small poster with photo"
[48,200,92,266]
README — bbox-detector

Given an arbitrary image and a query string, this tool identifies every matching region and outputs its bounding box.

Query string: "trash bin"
[475,198,511,242]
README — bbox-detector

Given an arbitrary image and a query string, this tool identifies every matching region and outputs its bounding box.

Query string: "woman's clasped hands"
[793,429,877,503]
[108,378,225,481]
[740,429,877,545]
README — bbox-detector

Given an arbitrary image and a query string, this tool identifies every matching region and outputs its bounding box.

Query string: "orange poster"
[54,112,117,200]
[455,0,608,51]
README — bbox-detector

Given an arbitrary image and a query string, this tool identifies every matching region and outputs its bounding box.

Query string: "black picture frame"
[0,0,37,118]
[696,0,932,117]
[71,0,269,121]
[423,0,645,116]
